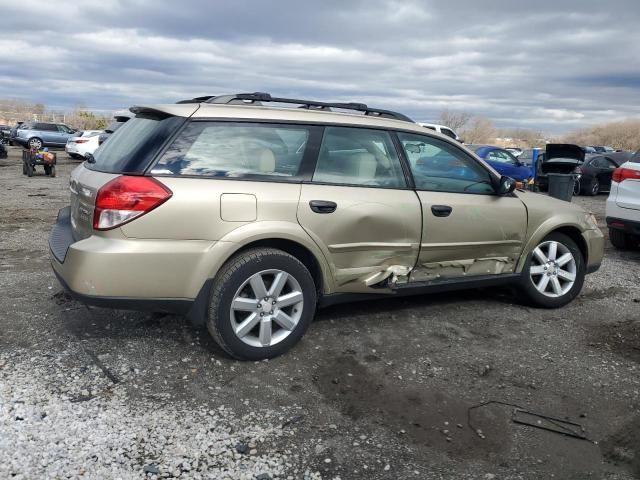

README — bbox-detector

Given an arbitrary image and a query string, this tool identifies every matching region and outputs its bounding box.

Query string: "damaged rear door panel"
[296,126,422,293]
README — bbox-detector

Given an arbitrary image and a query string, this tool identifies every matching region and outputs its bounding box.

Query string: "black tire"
[26,163,33,177]
[28,137,43,150]
[207,248,317,360]
[518,232,585,309]
[44,165,51,175]
[586,178,599,196]
[609,228,635,250]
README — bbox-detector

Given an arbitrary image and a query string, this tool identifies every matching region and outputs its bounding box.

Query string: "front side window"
[152,122,310,179]
[312,127,406,188]
[487,150,517,165]
[398,132,495,194]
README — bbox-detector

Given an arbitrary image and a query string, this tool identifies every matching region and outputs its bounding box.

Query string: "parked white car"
[605,154,640,249]
[65,130,103,160]
[418,123,461,142]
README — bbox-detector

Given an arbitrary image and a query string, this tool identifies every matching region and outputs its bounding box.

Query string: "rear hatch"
[540,144,585,174]
[69,107,192,240]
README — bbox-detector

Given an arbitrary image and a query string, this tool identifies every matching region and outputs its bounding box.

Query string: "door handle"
[431,205,452,217]
[309,200,337,214]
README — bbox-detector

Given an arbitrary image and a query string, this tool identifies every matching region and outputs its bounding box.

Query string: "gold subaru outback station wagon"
[49,93,604,359]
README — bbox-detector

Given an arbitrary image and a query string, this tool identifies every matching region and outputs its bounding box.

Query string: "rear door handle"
[431,205,452,217]
[309,200,337,214]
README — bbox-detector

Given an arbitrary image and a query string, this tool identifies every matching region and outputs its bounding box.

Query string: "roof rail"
[177,92,414,123]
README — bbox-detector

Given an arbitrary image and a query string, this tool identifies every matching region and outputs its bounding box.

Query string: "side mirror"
[496,176,516,195]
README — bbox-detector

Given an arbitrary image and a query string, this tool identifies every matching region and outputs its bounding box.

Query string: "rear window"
[87,114,184,174]
[150,122,312,180]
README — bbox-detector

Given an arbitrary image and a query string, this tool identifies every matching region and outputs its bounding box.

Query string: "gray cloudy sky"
[1,0,639,133]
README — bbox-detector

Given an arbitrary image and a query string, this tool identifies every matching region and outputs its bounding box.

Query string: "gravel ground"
[1,146,639,479]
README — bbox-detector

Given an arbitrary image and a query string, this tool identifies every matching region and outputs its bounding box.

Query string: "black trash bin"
[547,173,575,202]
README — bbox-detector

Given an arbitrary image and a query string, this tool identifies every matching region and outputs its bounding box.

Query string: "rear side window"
[312,127,406,188]
[88,114,184,174]
[151,122,311,179]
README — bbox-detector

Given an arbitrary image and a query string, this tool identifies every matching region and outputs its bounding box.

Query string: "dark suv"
[14,122,77,149]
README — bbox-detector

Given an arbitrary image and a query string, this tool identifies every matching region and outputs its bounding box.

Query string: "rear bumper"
[606,216,640,236]
[49,206,215,313]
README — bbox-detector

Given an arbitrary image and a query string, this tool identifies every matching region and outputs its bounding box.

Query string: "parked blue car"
[470,145,534,183]
[14,121,78,150]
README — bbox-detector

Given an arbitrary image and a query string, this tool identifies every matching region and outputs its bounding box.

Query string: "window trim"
[144,116,499,193]
[393,130,501,196]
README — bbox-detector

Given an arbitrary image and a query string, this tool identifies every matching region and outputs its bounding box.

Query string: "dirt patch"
[315,355,510,460]
[600,416,640,477]
[580,286,626,301]
[589,319,640,362]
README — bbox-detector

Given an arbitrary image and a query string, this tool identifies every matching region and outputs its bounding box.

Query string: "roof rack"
[176,92,414,123]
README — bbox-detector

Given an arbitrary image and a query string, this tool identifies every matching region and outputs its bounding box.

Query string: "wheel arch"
[516,221,589,272]
[187,229,334,327]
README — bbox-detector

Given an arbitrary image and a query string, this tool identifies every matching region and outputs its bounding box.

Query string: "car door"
[396,132,527,282]
[600,157,619,190]
[56,125,74,146]
[297,126,422,293]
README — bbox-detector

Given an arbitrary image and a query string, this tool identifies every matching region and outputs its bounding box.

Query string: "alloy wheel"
[29,138,42,149]
[529,240,577,297]
[230,269,304,348]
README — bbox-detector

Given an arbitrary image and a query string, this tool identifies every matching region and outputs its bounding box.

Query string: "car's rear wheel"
[609,228,637,250]
[586,178,599,196]
[28,137,42,150]
[207,248,317,360]
[518,232,585,308]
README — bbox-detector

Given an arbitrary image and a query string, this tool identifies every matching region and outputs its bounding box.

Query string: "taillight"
[573,166,583,174]
[93,176,172,230]
[612,167,640,183]
[75,139,89,144]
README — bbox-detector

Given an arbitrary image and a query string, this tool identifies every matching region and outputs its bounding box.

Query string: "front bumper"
[49,207,214,313]
[583,228,604,274]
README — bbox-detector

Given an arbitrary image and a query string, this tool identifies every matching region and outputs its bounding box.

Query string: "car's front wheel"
[518,232,585,308]
[207,248,317,360]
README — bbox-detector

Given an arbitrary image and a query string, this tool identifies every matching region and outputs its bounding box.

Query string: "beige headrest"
[254,148,275,173]
[347,152,377,180]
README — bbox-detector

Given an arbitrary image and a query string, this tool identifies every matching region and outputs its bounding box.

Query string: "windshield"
[88,115,184,173]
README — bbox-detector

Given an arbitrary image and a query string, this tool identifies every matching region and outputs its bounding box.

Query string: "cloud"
[0,0,639,133]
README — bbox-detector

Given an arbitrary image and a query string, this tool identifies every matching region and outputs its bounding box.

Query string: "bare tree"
[437,109,472,131]
[460,117,496,144]
[561,118,640,151]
